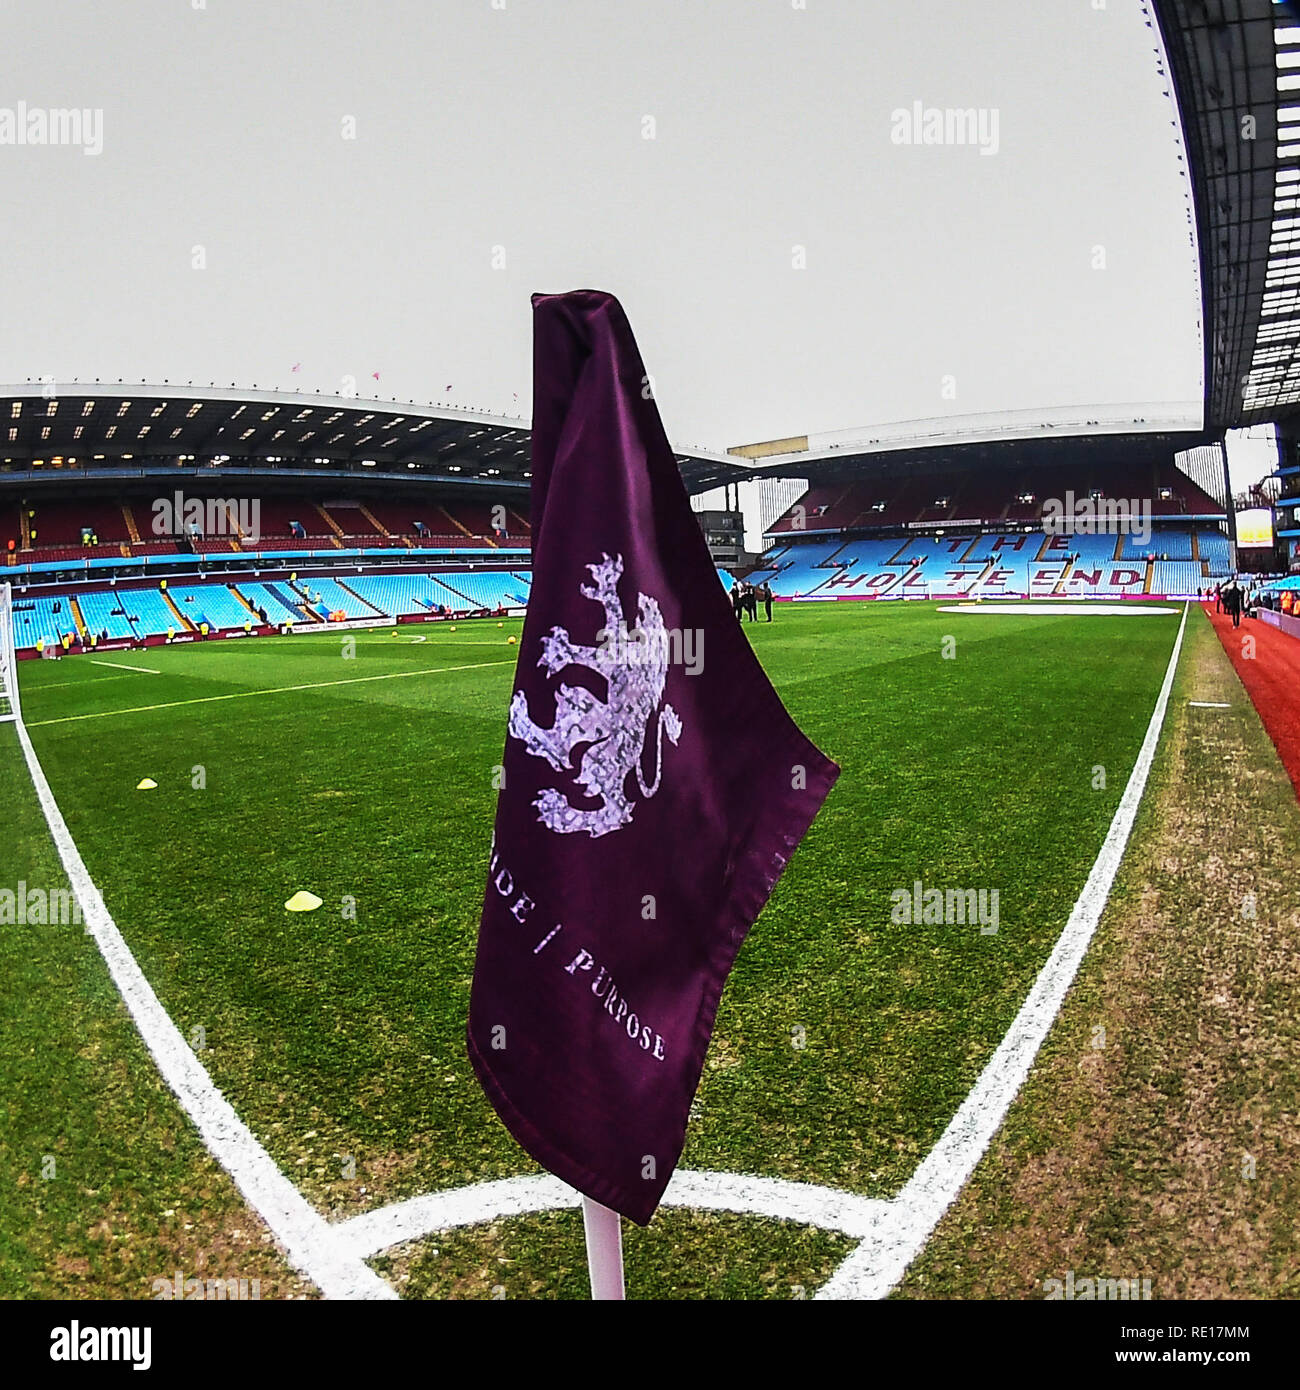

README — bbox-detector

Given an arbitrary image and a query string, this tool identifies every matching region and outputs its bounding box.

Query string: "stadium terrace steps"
[314,504,347,541]
[161,588,194,632]
[226,584,260,621]
[121,504,142,544]
[429,574,475,605]
[439,506,477,542]
[357,504,391,537]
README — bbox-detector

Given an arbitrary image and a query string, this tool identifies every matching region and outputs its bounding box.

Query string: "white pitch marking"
[7,719,396,1300]
[1188,701,1230,708]
[88,659,160,674]
[937,602,1178,617]
[26,659,515,728]
[26,674,137,692]
[816,602,1190,1299]
[331,1171,891,1262]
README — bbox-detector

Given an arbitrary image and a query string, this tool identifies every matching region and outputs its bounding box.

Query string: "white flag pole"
[581,1196,626,1300]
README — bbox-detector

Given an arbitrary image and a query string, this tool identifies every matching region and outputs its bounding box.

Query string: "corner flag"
[467,290,838,1225]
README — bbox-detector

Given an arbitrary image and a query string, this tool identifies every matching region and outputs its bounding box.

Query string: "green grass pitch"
[2,600,1184,1298]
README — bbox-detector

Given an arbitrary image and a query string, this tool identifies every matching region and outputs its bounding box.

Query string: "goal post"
[0,582,21,724]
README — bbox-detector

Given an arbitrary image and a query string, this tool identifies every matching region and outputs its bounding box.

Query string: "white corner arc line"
[9,717,396,1300]
[87,659,160,674]
[816,601,1190,1299]
[330,1171,893,1263]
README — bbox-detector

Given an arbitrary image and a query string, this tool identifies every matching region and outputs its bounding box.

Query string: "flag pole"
[581,1196,626,1300]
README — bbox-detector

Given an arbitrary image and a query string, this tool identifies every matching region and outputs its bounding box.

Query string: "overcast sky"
[1,0,1209,458]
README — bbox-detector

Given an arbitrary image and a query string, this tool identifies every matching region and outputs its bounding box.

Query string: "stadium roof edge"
[728,403,1209,472]
[0,381,745,492]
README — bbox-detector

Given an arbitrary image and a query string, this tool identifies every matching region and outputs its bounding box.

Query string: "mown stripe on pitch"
[26,659,516,727]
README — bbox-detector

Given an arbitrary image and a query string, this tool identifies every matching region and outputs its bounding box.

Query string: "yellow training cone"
[136,778,158,790]
[497,621,504,627]
[508,635,517,645]
[285,891,323,912]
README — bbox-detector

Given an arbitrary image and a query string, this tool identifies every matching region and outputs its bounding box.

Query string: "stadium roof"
[1153,0,1300,428]
[727,404,1210,483]
[0,382,745,494]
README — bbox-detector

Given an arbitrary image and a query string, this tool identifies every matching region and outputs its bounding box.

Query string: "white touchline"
[8,717,396,1301]
[816,601,1190,1299]
[26,659,515,727]
[87,659,160,674]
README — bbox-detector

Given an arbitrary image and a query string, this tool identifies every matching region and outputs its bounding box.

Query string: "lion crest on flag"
[507,553,682,838]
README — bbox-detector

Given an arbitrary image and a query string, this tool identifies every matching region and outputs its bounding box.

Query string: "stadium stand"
[170,583,258,631]
[1197,529,1233,574]
[289,577,382,620]
[762,542,849,596]
[12,597,76,648]
[434,572,529,609]
[238,582,308,624]
[120,588,187,637]
[1121,530,1194,560]
[76,590,137,640]
[1150,560,1205,595]
[1061,560,1148,596]
[345,574,447,616]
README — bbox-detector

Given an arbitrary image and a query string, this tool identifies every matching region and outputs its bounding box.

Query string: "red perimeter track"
[1204,603,1300,802]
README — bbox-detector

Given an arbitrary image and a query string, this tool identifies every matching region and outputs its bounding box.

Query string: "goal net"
[0,582,20,724]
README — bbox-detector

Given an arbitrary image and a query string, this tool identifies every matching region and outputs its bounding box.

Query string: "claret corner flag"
[467,289,839,1225]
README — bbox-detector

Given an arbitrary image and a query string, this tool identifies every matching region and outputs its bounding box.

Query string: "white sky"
[0,0,1207,460]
